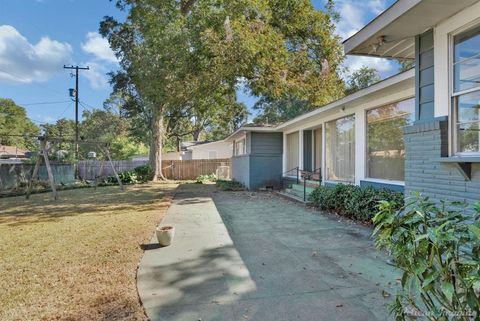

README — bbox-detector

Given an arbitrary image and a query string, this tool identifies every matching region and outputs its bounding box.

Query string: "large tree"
[0,98,40,150]
[252,95,310,125]
[345,66,381,95]
[101,0,344,180]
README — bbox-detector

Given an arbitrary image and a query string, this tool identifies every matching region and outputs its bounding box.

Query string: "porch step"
[276,190,306,203]
[290,183,317,195]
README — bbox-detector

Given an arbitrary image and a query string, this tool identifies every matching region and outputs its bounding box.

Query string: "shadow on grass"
[0,183,177,226]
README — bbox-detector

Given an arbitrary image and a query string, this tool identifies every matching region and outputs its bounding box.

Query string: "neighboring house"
[162,140,233,161]
[0,145,28,159]
[229,0,480,209]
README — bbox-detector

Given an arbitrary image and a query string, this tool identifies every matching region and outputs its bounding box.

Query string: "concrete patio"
[137,184,399,321]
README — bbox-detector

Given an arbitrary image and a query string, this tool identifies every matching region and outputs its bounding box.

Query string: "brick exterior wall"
[404,118,480,209]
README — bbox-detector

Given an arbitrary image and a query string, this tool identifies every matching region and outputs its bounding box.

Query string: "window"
[234,139,246,156]
[286,132,299,171]
[325,115,355,183]
[366,99,415,182]
[453,25,480,154]
[208,151,217,159]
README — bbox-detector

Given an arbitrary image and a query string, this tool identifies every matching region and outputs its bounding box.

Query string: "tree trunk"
[192,128,202,142]
[150,111,167,181]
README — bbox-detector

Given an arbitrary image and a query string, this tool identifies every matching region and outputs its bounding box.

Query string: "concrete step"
[290,183,317,195]
[276,190,306,203]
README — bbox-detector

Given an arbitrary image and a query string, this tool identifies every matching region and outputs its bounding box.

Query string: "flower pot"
[156,226,175,247]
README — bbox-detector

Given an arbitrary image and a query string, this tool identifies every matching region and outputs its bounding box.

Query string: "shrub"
[216,179,245,191]
[308,184,403,222]
[107,170,138,184]
[196,174,218,184]
[134,165,153,182]
[373,195,480,320]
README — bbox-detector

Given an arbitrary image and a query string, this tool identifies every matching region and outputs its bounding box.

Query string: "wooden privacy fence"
[78,160,148,180]
[77,159,231,180]
[162,159,231,180]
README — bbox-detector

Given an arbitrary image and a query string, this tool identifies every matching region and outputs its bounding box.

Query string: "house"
[226,124,282,190]
[0,145,28,160]
[230,0,480,209]
[344,0,480,207]
[228,71,414,191]
[162,140,233,161]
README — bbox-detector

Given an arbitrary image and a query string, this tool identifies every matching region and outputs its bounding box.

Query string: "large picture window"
[453,25,480,154]
[325,115,355,183]
[366,99,415,182]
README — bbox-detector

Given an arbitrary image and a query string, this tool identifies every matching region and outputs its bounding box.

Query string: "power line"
[0,67,67,98]
[56,101,74,120]
[19,100,71,106]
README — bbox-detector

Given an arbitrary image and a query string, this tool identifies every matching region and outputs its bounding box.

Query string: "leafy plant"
[134,165,153,182]
[107,170,138,184]
[196,174,218,184]
[373,194,480,320]
[308,184,403,222]
[216,179,245,191]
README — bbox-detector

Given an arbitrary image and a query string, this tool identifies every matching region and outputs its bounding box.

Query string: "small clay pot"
[156,226,175,247]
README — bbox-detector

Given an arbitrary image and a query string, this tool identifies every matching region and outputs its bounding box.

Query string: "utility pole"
[63,65,89,159]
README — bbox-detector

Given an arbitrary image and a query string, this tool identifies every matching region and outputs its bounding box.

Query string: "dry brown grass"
[0,183,177,321]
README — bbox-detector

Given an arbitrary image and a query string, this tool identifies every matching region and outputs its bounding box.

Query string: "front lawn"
[0,183,177,321]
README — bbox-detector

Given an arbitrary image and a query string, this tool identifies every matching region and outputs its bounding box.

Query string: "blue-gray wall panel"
[250,132,283,155]
[249,155,283,189]
[415,30,435,122]
[232,156,250,188]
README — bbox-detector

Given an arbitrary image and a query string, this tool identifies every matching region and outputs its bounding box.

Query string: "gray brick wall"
[404,118,480,210]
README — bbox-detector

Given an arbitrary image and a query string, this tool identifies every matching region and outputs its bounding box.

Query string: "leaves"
[372,195,480,319]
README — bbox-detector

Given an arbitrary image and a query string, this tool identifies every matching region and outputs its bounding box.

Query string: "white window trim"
[234,137,246,156]
[449,22,480,156]
[364,98,415,183]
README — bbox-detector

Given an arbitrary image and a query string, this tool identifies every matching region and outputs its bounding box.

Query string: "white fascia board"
[276,69,415,131]
[343,0,421,55]
[224,126,277,141]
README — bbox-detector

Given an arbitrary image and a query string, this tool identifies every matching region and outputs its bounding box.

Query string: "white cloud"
[333,0,396,76]
[0,25,72,84]
[81,61,110,90]
[81,32,117,63]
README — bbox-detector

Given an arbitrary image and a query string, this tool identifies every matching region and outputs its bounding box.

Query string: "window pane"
[454,57,480,92]
[457,90,480,123]
[454,26,480,92]
[456,91,480,153]
[286,132,299,171]
[367,98,415,181]
[326,115,355,183]
[458,122,480,153]
[454,25,480,63]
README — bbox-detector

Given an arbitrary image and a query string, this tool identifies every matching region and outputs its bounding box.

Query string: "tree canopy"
[0,98,40,150]
[345,66,380,95]
[101,0,344,179]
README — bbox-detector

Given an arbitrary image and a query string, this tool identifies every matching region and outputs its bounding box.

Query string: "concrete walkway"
[137,184,399,321]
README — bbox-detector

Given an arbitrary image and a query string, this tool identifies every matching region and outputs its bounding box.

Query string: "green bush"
[308,184,403,222]
[373,195,480,320]
[196,174,218,184]
[107,170,138,184]
[216,179,245,191]
[134,165,153,182]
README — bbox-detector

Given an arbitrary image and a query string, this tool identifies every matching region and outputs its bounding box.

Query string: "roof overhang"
[225,126,277,142]
[343,0,479,59]
[276,69,415,131]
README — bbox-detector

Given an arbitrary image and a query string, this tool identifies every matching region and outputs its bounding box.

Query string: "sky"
[0,0,398,126]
